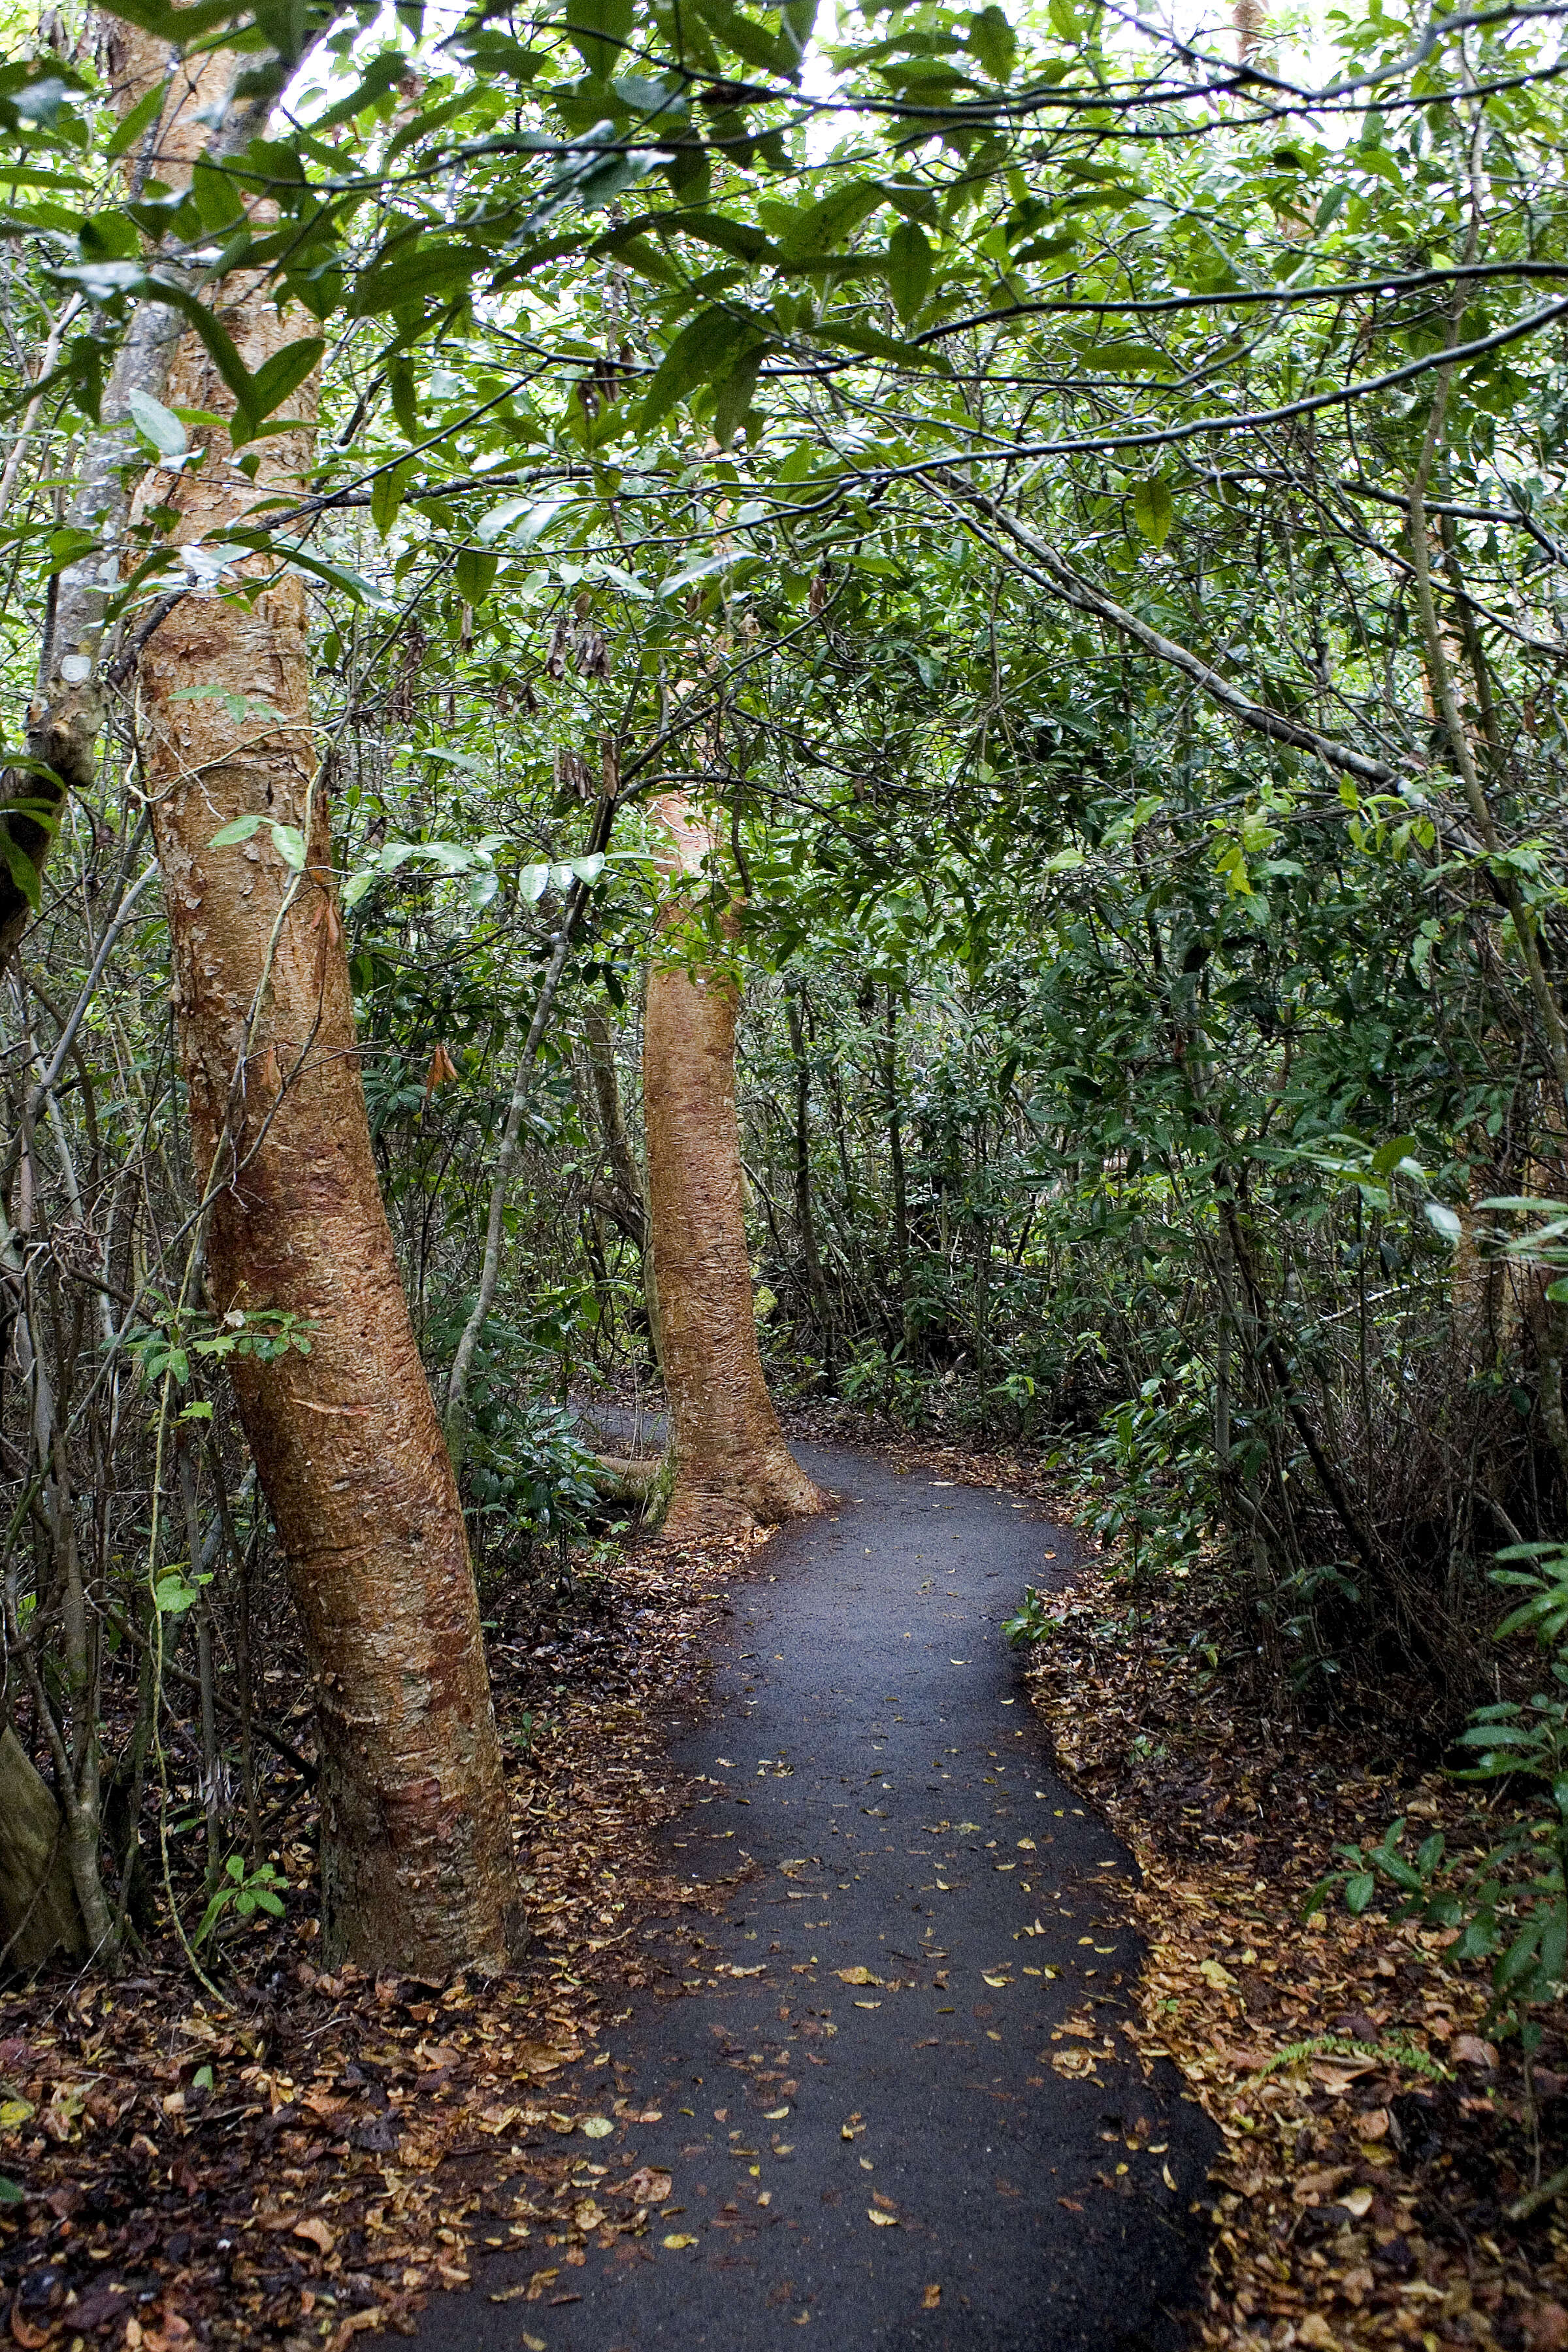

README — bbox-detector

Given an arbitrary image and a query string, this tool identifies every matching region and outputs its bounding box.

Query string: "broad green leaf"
[887,219,932,323]
[565,0,635,80]
[210,813,265,848]
[455,547,498,605]
[104,78,165,159]
[353,240,485,318]
[1131,476,1174,547]
[371,459,414,540]
[0,829,40,911]
[776,180,883,264]
[968,3,1017,79]
[242,337,324,430]
[712,340,769,442]
[640,304,766,430]
[128,387,187,457]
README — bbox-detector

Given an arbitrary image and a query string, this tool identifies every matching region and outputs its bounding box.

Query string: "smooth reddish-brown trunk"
[132,290,521,1973]
[644,795,822,1537]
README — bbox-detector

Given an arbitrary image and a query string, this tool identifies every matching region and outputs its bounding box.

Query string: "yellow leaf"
[764,2106,790,2119]
[1162,2163,1177,2191]
[580,2115,614,2138]
[1198,1959,1235,1989]
[836,1966,881,1986]
[1340,2185,1373,2218]
[868,2209,899,2226]
[292,2215,335,2255]
[922,2284,941,2310]
[662,2232,698,2249]
[982,1974,1009,1988]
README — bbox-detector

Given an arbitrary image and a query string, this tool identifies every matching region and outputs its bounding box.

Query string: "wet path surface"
[418,1444,1217,2351]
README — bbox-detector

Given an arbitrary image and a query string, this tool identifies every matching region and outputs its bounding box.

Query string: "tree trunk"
[9,30,276,972]
[644,794,821,1537]
[0,1726,87,1978]
[783,976,834,1375]
[129,282,521,1974]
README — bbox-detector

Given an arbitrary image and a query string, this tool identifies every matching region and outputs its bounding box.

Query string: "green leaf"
[640,304,766,430]
[711,340,770,442]
[565,0,634,80]
[455,547,498,605]
[887,218,932,323]
[1131,476,1174,547]
[128,387,188,458]
[776,180,883,263]
[242,337,323,429]
[1345,1871,1377,1914]
[0,2178,23,2206]
[104,78,165,159]
[269,822,306,871]
[968,4,1017,79]
[0,828,41,912]
[353,240,485,317]
[210,813,265,848]
[371,459,414,540]
[1425,1201,1463,1243]
[661,210,778,265]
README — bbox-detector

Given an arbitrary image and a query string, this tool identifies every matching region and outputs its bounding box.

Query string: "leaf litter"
[0,1522,769,2352]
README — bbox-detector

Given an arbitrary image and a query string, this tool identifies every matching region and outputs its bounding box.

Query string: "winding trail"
[420,1443,1217,2350]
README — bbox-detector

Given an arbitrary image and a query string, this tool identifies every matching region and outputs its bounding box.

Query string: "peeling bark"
[7,36,277,975]
[129,287,521,1974]
[644,794,821,1537]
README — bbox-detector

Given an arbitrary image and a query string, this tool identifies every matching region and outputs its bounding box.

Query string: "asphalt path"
[418,1443,1217,2351]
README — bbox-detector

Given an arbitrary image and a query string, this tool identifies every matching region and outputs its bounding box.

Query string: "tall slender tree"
[644,792,822,1536]
[20,39,523,1973]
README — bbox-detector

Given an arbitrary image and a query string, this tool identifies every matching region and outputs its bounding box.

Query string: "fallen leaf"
[291,2215,335,2255]
[981,1975,1009,1989]
[325,2311,380,2352]
[1162,2163,1177,2191]
[522,2337,547,2352]
[1198,1959,1235,1990]
[8,2298,48,2351]
[868,2209,898,2226]
[836,1967,881,1986]
[1294,2166,1352,2203]
[764,2106,790,2119]
[662,2233,698,2250]
[922,2285,941,2310]
[1339,2185,1374,2219]
[1298,2319,1339,2349]
[1452,2034,1499,2068]
[580,2115,613,2138]
[623,2168,672,2203]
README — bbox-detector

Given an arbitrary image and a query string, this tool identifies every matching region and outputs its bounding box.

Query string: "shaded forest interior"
[3,0,1568,2333]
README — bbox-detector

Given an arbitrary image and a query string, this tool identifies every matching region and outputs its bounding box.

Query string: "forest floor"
[3,1423,1568,2352]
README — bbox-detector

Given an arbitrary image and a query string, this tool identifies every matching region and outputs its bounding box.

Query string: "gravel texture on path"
[416,1443,1218,2351]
